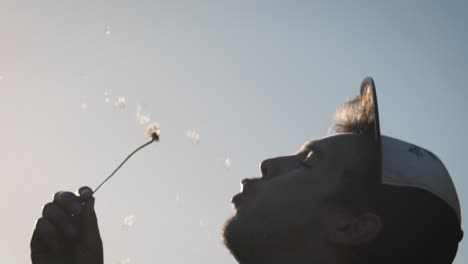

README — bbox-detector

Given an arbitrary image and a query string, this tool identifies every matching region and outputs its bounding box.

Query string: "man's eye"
[300,160,311,168]
[300,151,314,168]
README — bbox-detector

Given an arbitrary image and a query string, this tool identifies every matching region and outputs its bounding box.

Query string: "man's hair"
[329,93,462,264]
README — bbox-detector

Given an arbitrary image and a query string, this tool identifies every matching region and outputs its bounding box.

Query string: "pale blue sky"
[1,1,467,263]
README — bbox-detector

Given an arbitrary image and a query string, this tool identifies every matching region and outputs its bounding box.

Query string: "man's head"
[223,133,382,263]
[222,77,463,264]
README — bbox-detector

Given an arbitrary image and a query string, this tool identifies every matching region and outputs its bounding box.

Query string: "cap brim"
[360,77,382,183]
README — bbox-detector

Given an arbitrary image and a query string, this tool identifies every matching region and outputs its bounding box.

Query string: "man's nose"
[260,155,299,178]
[260,158,278,179]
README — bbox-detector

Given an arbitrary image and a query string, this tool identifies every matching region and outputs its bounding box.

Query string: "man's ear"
[327,213,382,246]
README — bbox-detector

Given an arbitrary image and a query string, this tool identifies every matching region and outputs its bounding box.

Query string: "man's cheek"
[254,191,300,217]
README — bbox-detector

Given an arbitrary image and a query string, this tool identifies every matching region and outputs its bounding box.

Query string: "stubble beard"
[222,211,262,263]
[222,209,282,263]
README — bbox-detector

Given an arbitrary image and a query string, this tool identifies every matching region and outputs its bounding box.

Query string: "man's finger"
[54,191,83,217]
[77,188,103,258]
[81,196,102,241]
[42,202,77,238]
[78,186,93,201]
[31,217,60,255]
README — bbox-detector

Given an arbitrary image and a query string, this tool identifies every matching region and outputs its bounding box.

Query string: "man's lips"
[231,192,244,205]
[231,178,253,205]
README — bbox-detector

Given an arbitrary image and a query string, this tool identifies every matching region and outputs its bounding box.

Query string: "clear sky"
[1,0,467,263]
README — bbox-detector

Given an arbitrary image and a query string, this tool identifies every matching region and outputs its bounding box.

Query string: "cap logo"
[408,144,439,161]
[408,145,424,158]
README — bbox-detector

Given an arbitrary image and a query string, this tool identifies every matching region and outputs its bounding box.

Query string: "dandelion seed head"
[105,97,110,103]
[146,122,160,141]
[115,96,125,108]
[122,214,136,230]
[186,130,200,143]
[81,103,88,110]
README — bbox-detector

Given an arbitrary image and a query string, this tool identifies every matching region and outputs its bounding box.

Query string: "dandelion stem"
[93,138,156,194]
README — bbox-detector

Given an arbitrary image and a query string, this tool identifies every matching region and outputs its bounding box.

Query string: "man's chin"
[222,214,236,249]
[222,214,248,262]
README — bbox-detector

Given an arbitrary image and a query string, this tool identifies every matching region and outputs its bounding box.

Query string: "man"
[31,77,463,264]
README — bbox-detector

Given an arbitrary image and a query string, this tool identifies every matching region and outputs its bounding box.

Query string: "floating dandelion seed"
[104,92,110,103]
[137,114,151,125]
[136,104,142,115]
[105,26,111,35]
[93,122,160,194]
[136,105,151,125]
[81,103,88,110]
[119,257,131,264]
[224,157,232,169]
[175,194,183,207]
[122,214,136,230]
[115,96,125,108]
[199,219,204,227]
[186,130,200,143]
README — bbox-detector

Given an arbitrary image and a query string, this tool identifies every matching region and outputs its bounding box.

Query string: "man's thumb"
[77,187,102,247]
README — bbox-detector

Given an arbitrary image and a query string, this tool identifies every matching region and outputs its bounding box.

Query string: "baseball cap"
[360,77,462,223]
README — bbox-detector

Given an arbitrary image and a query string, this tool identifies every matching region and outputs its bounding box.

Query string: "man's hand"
[30,186,103,264]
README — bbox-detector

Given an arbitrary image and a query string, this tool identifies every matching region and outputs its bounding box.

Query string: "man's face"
[222,134,374,262]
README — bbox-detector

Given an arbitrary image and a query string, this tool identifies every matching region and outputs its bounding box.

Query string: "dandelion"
[105,26,111,35]
[224,157,232,169]
[81,103,88,110]
[186,130,200,143]
[146,122,160,141]
[93,122,160,194]
[115,96,125,108]
[122,214,136,230]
